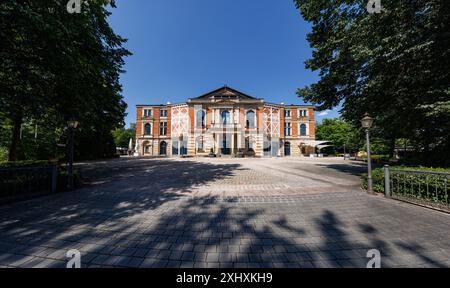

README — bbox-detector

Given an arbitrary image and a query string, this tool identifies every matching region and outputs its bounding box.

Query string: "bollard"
[384,165,390,198]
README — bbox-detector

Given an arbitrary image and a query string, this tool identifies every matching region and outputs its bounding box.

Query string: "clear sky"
[107,0,340,127]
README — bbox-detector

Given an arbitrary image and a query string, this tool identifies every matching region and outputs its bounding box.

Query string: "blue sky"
[107,0,340,127]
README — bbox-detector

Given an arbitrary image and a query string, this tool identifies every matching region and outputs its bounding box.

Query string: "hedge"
[0,160,52,168]
[362,166,450,206]
[0,164,82,203]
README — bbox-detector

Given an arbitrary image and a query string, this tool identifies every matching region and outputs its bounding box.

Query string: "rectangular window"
[160,122,167,135]
[144,109,152,117]
[160,109,168,117]
[299,110,308,117]
[196,110,206,128]
[284,122,292,136]
[285,110,291,117]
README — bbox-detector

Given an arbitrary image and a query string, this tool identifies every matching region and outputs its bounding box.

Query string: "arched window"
[284,142,291,156]
[221,110,230,125]
[196,110,206,128]
[144,123,152,135]
[143,141,150,154]
[300,124,307,136]
[159,141,167,155]
[246,110,255,128]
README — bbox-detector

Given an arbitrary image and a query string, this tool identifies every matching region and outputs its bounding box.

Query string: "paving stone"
[1,157,449,268]
[206,252,219,262]
[181,252,195,261]
[139,258,158,268]
[193,262,208,268]
[165,260,181,268]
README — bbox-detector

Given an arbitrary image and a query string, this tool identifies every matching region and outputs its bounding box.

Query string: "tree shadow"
[393,242,447,268]
[0,159,448,268]
[316,163,367,177]
[0,159,241,267]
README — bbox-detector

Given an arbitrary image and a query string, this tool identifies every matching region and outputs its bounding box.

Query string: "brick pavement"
[0,157,449,268]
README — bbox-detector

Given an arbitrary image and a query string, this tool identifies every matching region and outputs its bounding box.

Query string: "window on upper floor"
[299,110,308,117]
[221,110,230,125]
[160,122,167,135]
[300,124,307,136]
[144,109,152,117]
[196,110,206,128]
[285,110,291,117]
[246,110,255,128]
[144,123,152,136]
[284,122,292,136]
[160,109,168,117]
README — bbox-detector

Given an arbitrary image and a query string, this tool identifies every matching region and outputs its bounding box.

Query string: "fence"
[384,165,450,211]
[0,165,57,204]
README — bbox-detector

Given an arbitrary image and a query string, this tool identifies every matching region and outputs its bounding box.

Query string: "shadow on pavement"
[0,159,447,268]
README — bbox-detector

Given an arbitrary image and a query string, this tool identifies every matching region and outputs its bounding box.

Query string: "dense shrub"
[0,163,82,203]
[361,168,385,193]
[0,147,7,162]
[362,166,450,206]
[0,160,51,168]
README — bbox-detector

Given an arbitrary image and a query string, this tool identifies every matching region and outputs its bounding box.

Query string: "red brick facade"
[135,86,316,157]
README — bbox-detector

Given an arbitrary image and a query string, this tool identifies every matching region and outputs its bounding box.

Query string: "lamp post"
[361,113,374,194]
[67,120,79,190]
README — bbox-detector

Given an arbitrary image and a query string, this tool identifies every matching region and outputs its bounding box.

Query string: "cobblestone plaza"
[0,158,449,268]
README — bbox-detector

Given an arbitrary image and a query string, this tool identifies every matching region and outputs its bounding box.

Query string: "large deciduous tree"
[294,0,450,166]
[0,0,131,161]
[316,118,359,150]
[112,126,135,149]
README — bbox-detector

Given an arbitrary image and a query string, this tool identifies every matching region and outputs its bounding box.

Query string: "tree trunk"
[8,111,23,162]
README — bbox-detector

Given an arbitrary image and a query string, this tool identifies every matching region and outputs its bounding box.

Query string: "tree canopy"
[294,0,450,166]
[112,126,136,149]
[316,118,359,150]
[0,0,131,161]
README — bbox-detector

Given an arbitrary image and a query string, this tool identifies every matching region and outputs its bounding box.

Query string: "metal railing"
[384,165,450,210]
[0,165,57,203]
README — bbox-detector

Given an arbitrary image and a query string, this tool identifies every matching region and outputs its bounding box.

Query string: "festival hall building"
[135,86,319,157]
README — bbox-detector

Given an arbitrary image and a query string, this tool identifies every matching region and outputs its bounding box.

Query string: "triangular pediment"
[193,86,257,100]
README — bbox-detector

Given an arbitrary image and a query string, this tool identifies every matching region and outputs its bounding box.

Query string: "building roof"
[191,86,259,100]
[136,86,315,108]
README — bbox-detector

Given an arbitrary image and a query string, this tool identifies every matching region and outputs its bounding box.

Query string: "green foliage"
[362,167,450,205]
[0,0,131,161]
[112,127,135,148]
[295,0,450,167]
[361,168,385,193]
[0,160,50,168]
[316,118,359,150]
[367,139,390,155]
[0,146,7,162]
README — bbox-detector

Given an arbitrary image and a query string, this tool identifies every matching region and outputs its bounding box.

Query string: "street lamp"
[361,113,374,194]
[67,120,79,190]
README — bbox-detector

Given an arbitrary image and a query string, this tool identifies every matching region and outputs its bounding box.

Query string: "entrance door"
[221,138,231,155]
[264,141,271,157]
[284,142,291,156]
[159,141,167,155]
